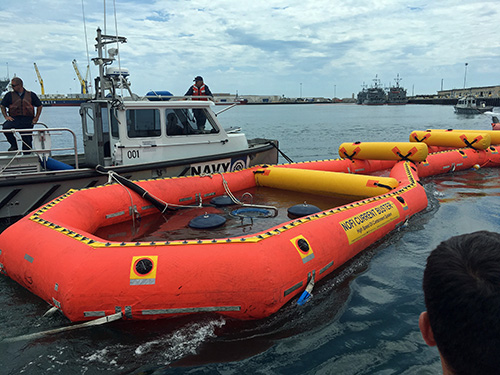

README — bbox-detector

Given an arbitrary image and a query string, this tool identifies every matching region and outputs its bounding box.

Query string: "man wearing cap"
[185,76,213,130]
[1,77,43,153]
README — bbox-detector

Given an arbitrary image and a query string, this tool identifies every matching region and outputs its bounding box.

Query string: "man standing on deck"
[1,77,43,153]
[184,76,213,131]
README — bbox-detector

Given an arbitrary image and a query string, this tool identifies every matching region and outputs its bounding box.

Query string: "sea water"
[1,104,499,374]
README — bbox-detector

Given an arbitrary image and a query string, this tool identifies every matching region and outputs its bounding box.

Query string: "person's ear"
[419,311,437,346]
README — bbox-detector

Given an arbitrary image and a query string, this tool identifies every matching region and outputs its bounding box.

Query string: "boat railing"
[141,95,244,104]
[0,124,79,169]
[140,94,215,101]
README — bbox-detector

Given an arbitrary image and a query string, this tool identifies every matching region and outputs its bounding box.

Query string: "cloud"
[0,0,498,98]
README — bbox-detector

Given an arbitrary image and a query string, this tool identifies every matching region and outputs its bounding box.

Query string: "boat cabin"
[81,99,248,167]
[457,95,476,108]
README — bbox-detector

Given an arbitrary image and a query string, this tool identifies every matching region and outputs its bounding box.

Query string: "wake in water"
[134,318,226,363]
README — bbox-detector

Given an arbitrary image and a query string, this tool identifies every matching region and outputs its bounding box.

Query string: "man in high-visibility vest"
[185,76,213,131]
[1,77,43,153]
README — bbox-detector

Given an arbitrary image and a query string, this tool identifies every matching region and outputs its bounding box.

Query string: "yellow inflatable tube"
[425,129,500,145]
[255,167,398,199]
[338,142,428,162]
[410,130,491,150]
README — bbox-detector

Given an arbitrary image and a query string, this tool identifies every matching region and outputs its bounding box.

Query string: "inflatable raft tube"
[409,130,491,150]
[254,167,398,199]
[338,142,428,162]
[278,158,397,174]
[416,146,500,178]
[424,129,500,146]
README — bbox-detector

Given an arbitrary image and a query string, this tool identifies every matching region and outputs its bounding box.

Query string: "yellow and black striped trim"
[29,162,419,248]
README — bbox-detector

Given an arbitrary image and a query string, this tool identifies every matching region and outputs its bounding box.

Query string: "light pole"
[334,84,336,99]
[463,63,468,89]
[300,83,302,98]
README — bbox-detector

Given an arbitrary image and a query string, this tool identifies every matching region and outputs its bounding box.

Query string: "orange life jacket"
[192,85,208,101]
[9,90,34,117]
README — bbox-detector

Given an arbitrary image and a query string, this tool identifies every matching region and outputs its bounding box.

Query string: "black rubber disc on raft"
[210,195,234,206]
[287,203,322,218]
[188,214,227,229]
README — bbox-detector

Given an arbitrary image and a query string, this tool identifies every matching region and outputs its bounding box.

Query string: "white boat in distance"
[0,29,278,220]
[454,94,494,114]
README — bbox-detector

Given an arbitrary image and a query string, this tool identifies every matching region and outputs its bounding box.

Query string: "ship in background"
[35,60,92,107]
[356,74,407,105]
[362,75,387,105]
[387,74,408,105]
[39,93,93,106]
[356,82,368,104]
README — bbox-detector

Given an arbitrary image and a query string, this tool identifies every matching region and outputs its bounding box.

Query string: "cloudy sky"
[1,0,498,99]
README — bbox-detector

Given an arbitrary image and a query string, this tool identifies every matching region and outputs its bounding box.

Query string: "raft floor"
[94,187,356,242]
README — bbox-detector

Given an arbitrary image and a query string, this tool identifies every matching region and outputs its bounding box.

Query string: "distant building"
[213,94,327,103]
[213,93,282,103]
[437,85,500,98]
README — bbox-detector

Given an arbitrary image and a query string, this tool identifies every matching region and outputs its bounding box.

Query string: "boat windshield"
[108,107,221,139]
[166,108,219,136]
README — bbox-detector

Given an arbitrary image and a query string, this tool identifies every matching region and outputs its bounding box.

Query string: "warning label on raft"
[339,201,400,245]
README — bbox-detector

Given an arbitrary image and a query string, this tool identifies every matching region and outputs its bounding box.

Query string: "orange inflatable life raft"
[1,136,500,323]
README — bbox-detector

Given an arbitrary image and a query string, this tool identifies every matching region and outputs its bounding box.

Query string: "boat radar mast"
[91,27,135,100]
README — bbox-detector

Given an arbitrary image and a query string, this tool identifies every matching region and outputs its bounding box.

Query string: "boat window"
[110,108,119,137]
[167,108,219,136]
[84,107,94,135]
[126,109,161,138]
[101,107,109,133]
[204,111,220,134]
[166,109,185,136]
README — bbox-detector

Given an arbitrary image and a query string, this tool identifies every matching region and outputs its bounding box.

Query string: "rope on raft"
[220,173,279,217]
[95,166,206,214]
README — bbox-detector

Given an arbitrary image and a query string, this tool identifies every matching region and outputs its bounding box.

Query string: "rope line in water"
[3,312,123,343]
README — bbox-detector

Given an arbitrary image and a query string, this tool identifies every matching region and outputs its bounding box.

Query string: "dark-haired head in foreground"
[420,231,500,375]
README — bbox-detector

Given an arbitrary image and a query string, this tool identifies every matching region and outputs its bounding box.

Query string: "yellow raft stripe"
[338,142,428,162]
[410,130,491,149]
[425,129,500,145]
[29,163,418,248]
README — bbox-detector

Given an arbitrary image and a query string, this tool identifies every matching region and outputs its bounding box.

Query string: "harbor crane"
[33,62,45,95]
[72,59,88,94]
